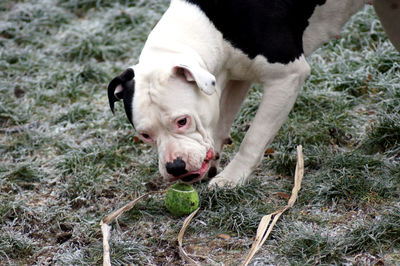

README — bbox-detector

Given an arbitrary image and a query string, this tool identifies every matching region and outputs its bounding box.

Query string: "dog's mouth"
[169,149,214,183]
[181,174,201,182]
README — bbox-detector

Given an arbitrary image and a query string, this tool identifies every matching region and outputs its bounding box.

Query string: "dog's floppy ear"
[107,68,135,126]
[173,63,216,95]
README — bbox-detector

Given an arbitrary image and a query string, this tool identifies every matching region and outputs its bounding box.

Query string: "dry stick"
[242,145,304,266]
[177,208,201,265]
[100,191,166,266]
[100,189,201,265]
[100,223,112,266]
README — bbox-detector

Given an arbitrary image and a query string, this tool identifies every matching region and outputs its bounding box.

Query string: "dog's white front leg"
[209,56,310,188]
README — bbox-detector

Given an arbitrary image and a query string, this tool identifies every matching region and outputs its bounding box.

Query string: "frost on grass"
[0,1,400,265]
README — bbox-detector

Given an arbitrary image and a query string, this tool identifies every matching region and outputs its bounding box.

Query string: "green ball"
[165,183,199,216]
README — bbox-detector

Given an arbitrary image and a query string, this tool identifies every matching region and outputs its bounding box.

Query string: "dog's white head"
[108,61,219,183]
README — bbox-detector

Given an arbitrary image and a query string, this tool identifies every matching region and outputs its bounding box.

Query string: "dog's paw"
[208,175,239,189]
[208,158,253,189]
[208,170,246,189]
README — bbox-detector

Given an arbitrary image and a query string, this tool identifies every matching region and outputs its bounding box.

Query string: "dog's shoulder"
[184,0,326,64]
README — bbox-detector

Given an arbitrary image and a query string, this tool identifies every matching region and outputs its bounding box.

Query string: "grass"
[1,0,399,264]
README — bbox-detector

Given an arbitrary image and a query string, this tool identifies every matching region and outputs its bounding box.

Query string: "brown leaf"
[218,234,231,240]
[274,192,291,200]
[265,148,275,155]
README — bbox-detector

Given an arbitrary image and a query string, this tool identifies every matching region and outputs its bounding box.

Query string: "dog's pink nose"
[166,157,187,177]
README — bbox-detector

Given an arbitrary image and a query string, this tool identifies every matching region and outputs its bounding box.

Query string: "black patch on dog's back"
[185,0,326,64]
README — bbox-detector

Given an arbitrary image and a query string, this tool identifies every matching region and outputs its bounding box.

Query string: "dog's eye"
[177,118,187,127]
[140,133,152,141]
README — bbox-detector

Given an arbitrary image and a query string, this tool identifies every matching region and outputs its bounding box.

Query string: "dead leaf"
[218,234,231,240]
[274,192,290,200]
[265,148,275,155]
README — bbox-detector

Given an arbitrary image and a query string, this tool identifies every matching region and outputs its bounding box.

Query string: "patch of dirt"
[183,235,253,264]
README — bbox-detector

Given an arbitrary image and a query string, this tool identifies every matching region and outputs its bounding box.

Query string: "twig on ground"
[177,208,201,265]
[100,191,166,266]
[242,145,304,265]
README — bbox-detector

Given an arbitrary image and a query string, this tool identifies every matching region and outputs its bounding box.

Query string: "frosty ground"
[0,0,399,264]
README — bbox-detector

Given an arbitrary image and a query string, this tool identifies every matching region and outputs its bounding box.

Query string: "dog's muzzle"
[167,149,214,183]
[166,157,188,177]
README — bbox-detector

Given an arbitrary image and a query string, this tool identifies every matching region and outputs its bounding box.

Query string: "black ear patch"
[107,68,135,126]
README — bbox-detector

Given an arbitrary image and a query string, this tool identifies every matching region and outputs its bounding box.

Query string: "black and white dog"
[108,0,399,188]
